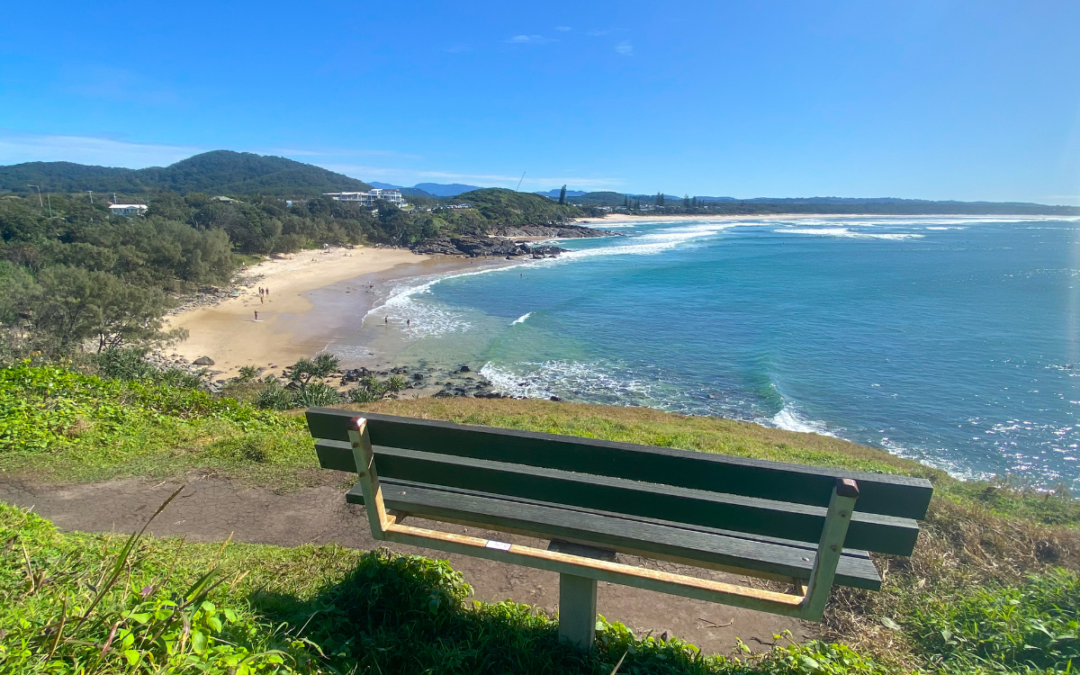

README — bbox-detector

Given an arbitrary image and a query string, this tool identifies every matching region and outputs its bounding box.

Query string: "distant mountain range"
[0,150,371,197]
[534,188,589,199]
[0,151,1074,215]
[369,182,484,198]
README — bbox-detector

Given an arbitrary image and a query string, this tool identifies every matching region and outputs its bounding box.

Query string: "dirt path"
[0,474,816,655]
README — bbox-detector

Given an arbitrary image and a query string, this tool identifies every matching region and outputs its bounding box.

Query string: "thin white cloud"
[615,42,634,56]
[506,34,555,45]
[445,43,471,53]
[0,131,201,168]
[322,164,620,191]
[555,26,572,31]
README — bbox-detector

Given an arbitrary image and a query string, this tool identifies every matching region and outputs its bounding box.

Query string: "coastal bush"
[92,345,204,389]
[292,381,342,407]
[908,568,1079,672]
[254,376,296,410]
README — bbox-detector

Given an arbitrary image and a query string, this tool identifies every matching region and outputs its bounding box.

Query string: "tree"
[684,194,691,209]
[26,266,176,352]
[288,353,340,390]
[656,192,665,206]
[558,185,567,205]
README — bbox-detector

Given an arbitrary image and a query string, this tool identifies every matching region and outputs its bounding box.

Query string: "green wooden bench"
[306,408,932,649]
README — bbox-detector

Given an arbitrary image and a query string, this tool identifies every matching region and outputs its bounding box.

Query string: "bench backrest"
[307,408,931,556]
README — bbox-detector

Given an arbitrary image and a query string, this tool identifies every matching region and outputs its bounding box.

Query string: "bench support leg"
[558,573,598,650]
[801,478,860,620]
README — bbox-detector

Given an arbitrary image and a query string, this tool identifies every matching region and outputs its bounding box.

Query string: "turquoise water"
[341,215,1080,487]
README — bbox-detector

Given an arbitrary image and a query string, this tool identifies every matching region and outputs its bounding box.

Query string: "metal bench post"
[558,573,598,650]
[801,478,859,620]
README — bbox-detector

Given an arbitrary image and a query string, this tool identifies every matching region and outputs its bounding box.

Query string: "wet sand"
[166,247,485,375]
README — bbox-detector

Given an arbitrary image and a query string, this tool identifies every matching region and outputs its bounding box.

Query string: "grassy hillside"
[1,361,1078,673]
[0,151,371,197]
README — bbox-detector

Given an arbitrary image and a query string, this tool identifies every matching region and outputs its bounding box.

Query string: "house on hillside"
[323,188,405,207]
[108,203,148,217]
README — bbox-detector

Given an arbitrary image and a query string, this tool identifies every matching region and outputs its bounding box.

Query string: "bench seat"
[346,477,883,590]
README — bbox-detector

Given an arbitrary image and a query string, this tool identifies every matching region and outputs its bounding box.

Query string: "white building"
[108,203,148,217]
[323,188,405,207]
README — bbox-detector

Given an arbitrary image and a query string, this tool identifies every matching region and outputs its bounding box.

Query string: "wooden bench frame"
[343,416,864,647]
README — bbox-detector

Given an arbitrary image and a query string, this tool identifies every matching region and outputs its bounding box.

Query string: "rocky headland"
[411,224,620,258]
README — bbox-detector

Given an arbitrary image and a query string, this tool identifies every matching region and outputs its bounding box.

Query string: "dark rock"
[413,373,424,381]
[493,224,621,239]
[549,396,562,402]
[458,365,471,373]
[193,356,215,366]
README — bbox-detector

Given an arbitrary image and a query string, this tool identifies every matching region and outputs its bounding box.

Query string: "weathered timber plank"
[306,409,932,520]
[346,480,882,590]
[319,440,918,555]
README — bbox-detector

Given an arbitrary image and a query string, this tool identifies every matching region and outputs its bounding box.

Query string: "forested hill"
[0,151,371,197]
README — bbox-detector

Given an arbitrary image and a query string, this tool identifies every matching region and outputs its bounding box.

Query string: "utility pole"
[27,184,43,208]
[88,191,94,204]
[515,172,526,192]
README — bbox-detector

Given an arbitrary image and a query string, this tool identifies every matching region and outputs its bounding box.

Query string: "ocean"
[333,215,1080,489]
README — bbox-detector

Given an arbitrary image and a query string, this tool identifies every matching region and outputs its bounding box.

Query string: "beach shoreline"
[165,246,490,377]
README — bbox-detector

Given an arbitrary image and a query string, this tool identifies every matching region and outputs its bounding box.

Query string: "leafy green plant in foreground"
[0,494,301,674]
[910,568,1078,673]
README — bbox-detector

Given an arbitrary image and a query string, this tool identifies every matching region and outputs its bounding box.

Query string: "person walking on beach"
[254,310,259,321]
[385,316,389,326]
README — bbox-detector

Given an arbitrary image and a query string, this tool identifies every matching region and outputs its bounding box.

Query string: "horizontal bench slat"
[347,479,882,591]
[307,408,932,520]
[315,439,919,555]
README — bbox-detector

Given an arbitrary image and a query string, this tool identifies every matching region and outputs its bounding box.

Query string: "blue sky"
[1,1,1078,203]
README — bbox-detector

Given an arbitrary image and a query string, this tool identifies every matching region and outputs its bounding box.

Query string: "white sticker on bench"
[485,540,512,551]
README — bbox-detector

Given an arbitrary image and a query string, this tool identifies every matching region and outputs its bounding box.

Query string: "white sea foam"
[783,227,925,240]
[555,222,740,261]
[479,360,655,402]
[511,312,531,325]
[770,404,837,437]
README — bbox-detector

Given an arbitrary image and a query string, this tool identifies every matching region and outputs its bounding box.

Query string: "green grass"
[2,363,1079,672]
[0,362,315,489]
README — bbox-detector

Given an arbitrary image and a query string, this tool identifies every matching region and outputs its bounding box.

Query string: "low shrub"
[909,568,1079,673]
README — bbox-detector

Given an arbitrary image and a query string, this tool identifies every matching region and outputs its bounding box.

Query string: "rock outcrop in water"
[412,236,569,258]
[411,224,619,258]
[492,224,620,239]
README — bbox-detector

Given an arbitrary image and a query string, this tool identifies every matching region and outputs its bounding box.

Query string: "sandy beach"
[166,246,471,376]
